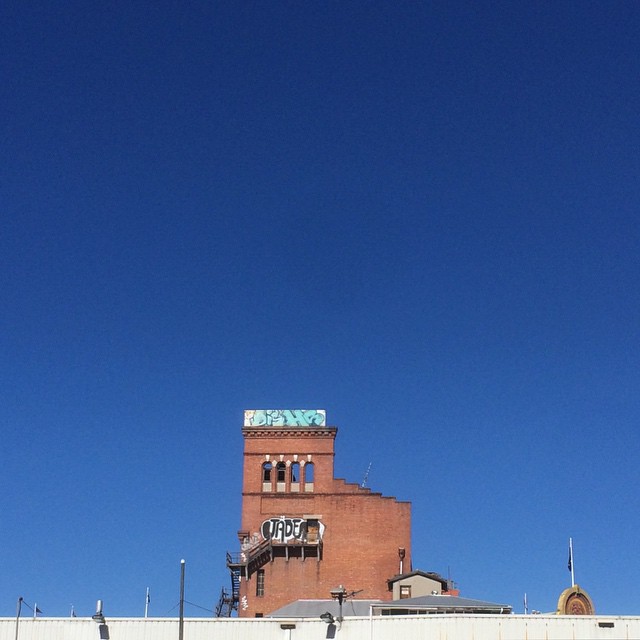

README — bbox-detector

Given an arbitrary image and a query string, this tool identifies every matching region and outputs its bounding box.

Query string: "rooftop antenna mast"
[361,462,372,488]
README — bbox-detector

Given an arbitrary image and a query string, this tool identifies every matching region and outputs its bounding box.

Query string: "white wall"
[1,615,639,640]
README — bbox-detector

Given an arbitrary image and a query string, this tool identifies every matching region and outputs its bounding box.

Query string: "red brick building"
[224,409,412,618]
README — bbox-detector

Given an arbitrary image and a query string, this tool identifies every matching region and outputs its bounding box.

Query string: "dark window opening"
[276,462,286,483]
[262,462,272,482]
[256,569,265,597]
[306,518,320,542]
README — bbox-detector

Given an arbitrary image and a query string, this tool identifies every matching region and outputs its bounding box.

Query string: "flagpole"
[33,604,36,620]
[569,537,575,587]
[145,587,150,618]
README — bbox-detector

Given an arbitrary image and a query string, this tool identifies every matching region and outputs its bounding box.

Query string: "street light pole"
[179,560,185,640]
[15,597,22,640]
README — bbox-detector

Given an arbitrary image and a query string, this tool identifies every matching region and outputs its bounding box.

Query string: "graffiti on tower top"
[261,516,325,543]
[244,409,326,427]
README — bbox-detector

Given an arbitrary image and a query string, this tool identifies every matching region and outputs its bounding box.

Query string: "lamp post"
[15,597,22,640]
[179,560,185,640]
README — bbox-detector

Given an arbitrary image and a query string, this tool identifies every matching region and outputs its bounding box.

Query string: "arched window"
[304,461,315,492]
[290,462,301,492]
[262,462,272,492]
[276,462,286,492]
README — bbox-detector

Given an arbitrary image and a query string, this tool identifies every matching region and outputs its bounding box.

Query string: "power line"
[184,600,214,614]
[167,600,214,615]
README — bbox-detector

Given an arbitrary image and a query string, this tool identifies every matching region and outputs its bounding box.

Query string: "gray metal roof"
[387,570,448,587]
[268,594,512,618]
[268,599,381,618]
[378,594,512,613]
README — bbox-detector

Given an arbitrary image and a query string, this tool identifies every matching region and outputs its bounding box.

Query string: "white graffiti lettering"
[261,517,306,543]
[240,532,262,552]
[260,517,325,543]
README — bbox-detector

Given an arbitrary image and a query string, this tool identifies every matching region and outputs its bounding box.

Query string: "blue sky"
[1,0,639,618]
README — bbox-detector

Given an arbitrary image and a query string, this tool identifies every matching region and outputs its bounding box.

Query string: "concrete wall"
[2,615,639,640]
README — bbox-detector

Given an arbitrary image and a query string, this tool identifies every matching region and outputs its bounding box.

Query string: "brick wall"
[236,424,411,617]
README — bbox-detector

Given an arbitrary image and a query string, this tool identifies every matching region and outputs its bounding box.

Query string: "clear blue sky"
[2,0,638,618]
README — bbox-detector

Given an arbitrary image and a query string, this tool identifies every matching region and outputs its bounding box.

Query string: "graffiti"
[244,409,326,427]
[240,532,262,552]
[262,517,306,543]
[241,596,248,611]
[261,516,325,543]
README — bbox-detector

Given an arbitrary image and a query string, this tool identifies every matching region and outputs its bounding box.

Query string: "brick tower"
[224,409,412,617]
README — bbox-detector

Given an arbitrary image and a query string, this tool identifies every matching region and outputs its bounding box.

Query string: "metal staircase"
[215,563,241,617]
[215,540,273,617]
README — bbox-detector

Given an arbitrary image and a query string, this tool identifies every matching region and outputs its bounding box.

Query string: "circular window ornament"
[556,586,595,615]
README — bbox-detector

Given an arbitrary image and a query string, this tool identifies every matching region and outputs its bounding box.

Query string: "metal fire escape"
[215,539,273,617]
[214,563,240,618]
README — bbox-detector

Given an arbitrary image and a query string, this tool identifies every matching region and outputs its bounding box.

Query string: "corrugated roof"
[268,599,381,618]
[379,594,512,612]
[268,594,511,617]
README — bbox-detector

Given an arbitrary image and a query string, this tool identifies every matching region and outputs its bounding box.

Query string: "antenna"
[361,462,372,488]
